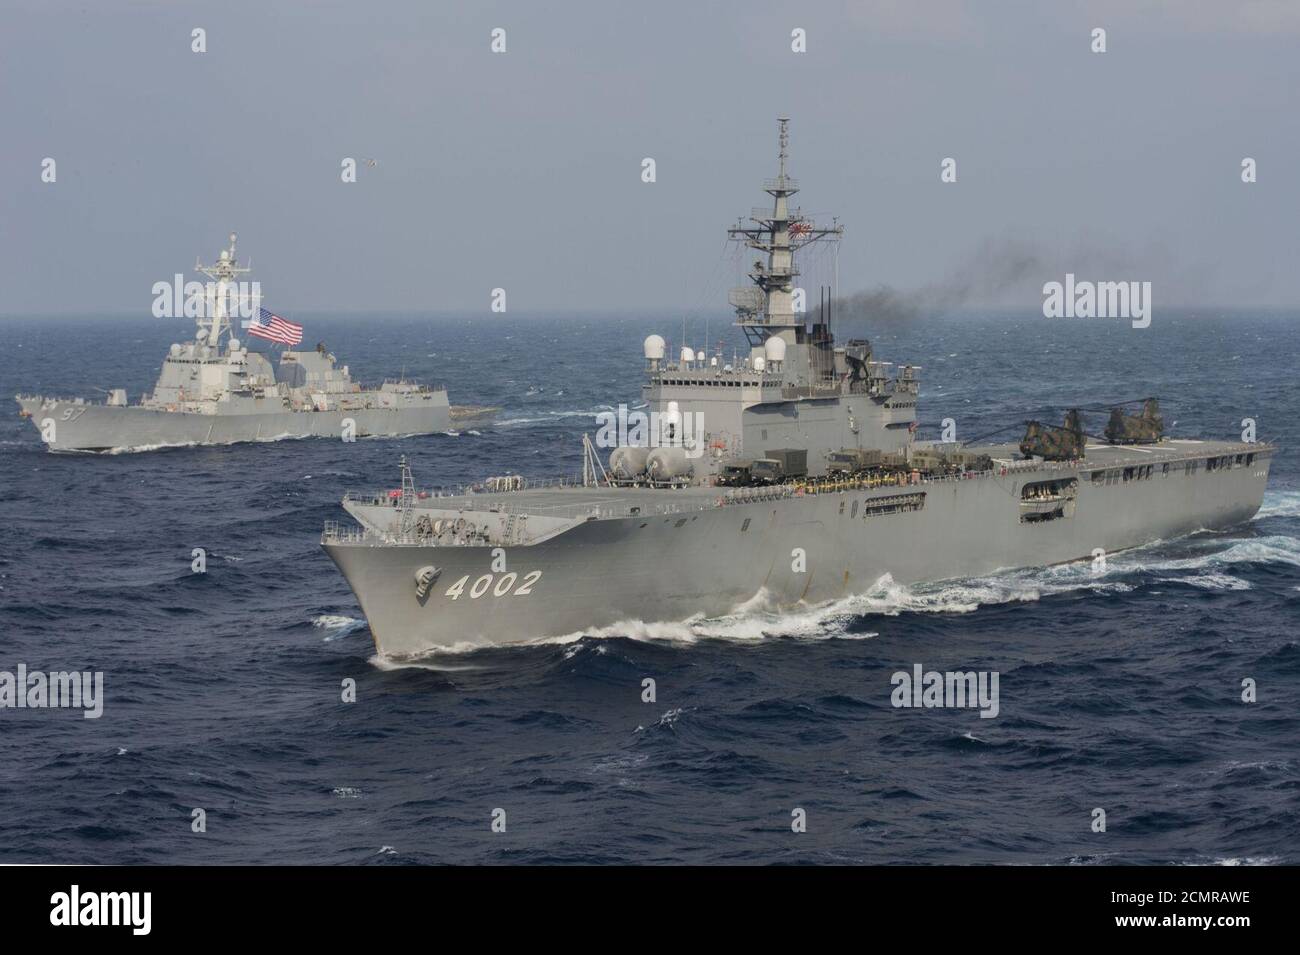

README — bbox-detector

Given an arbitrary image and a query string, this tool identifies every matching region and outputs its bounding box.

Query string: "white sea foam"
[1141,535,1300,572]
[1257,489,1300,519]
[367,652,487,671]
[1162,572,1252,591]
[312,614,365,641]
[1209,856,1279,866]
[543,588,882,647]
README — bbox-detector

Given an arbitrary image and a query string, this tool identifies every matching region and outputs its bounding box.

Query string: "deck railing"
[327,442,1275,545]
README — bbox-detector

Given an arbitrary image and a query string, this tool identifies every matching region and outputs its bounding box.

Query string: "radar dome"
[764,336,787,363]
[228,338,241,352]
[643,335,666,360]
[219,250,230,261]
[754,355,766,372]
[680,346,695,363]
[169,343,182,358]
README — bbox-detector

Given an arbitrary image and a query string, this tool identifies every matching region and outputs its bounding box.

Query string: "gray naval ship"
[15,234,495,452]
[323,120,1274,657]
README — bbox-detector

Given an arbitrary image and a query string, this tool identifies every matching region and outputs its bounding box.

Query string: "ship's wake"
[492,407,617,428]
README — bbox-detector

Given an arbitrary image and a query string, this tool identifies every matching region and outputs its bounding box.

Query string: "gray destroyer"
[15,234,495,452]
[323,120,1274,656]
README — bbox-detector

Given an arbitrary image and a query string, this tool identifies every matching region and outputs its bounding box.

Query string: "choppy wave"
[367,653,487,671]
[312,614,365,641]
[1258,489,1300,519]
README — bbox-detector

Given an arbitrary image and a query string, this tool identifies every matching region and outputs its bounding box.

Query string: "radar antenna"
[193,232,252,348]
[726,119,844,340]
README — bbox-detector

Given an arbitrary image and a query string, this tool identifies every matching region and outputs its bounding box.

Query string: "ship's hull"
[324,450,1272,656]
[14,395,484,452]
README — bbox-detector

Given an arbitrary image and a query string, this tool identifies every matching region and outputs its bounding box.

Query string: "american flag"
[246,308,303,346]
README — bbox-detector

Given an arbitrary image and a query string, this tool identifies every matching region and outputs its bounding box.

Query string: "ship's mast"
[398,455,416,537]
[727,119,843,341]
[193,232,251,348]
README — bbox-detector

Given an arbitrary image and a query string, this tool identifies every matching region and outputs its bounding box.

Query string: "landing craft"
[15,233,497,452]
[322,119,1273,656]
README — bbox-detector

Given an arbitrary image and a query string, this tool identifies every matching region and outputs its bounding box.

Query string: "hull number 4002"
[445,570,541,600]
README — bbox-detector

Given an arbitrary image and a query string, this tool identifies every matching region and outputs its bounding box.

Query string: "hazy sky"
[2,0,1299,316]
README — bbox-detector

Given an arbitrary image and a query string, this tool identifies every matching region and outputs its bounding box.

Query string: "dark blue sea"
[1,310,1298,865]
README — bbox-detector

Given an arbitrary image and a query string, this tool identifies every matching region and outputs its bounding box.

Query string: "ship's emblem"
[414,565,442,600]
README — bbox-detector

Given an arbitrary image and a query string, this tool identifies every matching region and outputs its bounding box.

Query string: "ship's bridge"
[648,359,784,395]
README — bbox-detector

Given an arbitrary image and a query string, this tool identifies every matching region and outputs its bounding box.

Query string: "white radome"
[643,334,666,360]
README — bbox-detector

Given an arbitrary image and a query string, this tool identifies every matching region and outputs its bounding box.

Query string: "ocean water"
[1,310,1297,865]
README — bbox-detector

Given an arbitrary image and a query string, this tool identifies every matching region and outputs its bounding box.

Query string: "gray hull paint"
[17,396,454,452]
[324,450,1272,656]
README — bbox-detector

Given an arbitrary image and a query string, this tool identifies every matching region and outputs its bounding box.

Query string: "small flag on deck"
[247,307,303,346]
